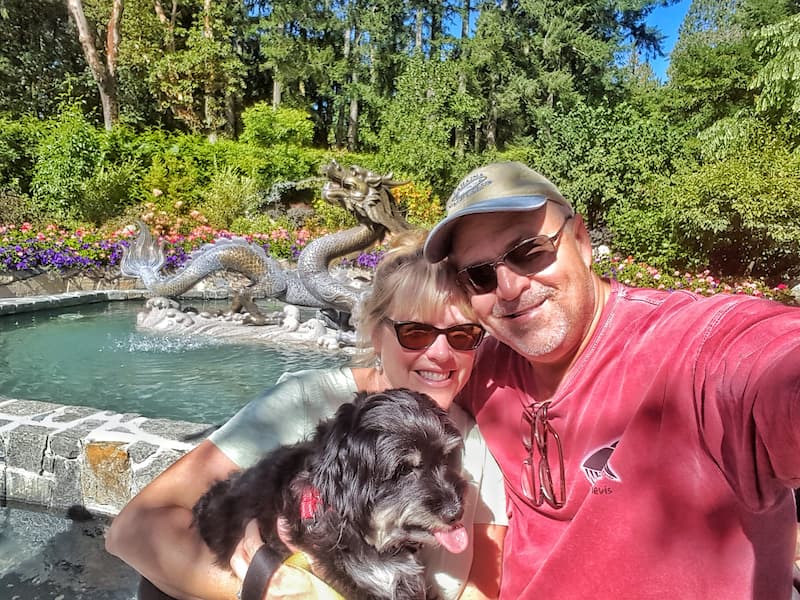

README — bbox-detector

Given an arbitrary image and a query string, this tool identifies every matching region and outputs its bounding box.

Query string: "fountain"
[121,160,412,350]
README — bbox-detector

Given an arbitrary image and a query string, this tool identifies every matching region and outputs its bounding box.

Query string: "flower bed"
[0,223,792,304]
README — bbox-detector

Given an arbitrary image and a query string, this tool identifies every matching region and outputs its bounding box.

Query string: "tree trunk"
[66,0,121,130]
[348,71,359,150]
[415,9,423,53]
[153,0,177,51]
[455,0,470,156]
[203,0,216,139]
[272,79,282,108]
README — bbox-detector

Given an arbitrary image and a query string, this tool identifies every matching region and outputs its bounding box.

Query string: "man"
[423,161,800,598]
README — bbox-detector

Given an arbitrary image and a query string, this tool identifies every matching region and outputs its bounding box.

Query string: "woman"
[106,230,506,600]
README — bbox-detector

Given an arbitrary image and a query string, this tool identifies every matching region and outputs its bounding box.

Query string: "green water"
[0,301,347,424]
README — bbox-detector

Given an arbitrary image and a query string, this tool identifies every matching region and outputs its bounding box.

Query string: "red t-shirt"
[459,281,800,598]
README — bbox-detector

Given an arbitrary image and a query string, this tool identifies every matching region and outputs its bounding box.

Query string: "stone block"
[50,406,104,423]
[0,398,62,416]
[51,455,82,508]
[139,418,212,443]
[80,441,132,510]
[127,441,158,464]
[5,424,50,471]
[6,468,53,506]
[131,448,185,494]
[50,422,105,459]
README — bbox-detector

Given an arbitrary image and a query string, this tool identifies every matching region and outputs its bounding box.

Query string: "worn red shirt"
[459,281,800,599]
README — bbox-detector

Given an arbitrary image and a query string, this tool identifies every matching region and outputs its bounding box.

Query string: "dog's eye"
[396,460,420,478]
[397,463,413,477]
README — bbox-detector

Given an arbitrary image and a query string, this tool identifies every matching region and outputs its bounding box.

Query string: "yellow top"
[282,552,346,600]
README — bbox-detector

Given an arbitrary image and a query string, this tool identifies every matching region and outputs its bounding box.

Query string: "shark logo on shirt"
[581,441,621,485]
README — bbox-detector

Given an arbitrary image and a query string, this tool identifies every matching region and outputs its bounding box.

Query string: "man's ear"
[571,213,593,268]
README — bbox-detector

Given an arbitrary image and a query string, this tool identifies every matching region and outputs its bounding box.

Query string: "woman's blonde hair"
[351,229,476,366]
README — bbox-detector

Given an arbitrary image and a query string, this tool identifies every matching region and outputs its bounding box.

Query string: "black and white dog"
[193,388,468,600]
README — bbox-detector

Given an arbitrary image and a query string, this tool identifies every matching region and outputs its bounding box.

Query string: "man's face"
[448,205,596,366]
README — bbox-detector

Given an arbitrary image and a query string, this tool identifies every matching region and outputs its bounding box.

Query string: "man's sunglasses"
[386,320,486,351]
[456,215,573,295]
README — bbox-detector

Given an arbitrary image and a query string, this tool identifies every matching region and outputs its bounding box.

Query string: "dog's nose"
[441,502,464,525]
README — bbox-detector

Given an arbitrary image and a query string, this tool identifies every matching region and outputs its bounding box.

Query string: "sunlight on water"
[0,301,347,424]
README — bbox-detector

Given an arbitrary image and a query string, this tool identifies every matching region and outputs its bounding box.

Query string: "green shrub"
[80,163,141,225]
[229,213,276,235]
[392,182,444,228]
[0,190,43,225]
[199,167,260,229]
[31,106,101,221]
[240,104,315,147]
[608,144,800,284]
[311,196,358,232]
[0,115,41,195]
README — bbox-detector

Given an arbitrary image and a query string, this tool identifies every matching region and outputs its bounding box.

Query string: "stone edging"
[0,396,211,516]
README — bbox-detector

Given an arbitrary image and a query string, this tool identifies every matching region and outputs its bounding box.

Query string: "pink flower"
[20,222,32,232]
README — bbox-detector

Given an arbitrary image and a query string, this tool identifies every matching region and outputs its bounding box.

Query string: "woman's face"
[372,304,480,411]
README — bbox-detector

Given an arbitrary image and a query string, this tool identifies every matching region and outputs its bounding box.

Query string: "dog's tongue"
[434,523,468,554]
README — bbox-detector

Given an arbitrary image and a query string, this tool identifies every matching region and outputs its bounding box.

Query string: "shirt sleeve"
[209,366,358,468]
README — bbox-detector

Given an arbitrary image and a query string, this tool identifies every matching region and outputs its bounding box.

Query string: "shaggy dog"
[192,388,469,600]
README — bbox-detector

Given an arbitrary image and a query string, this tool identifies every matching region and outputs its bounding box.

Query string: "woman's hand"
[230,519,318,600]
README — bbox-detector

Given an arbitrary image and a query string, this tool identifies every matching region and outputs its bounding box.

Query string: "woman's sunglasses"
[456,215,573,295]
[386,319,486,351]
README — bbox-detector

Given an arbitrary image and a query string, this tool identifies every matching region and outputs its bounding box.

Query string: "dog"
[192,388,469,600]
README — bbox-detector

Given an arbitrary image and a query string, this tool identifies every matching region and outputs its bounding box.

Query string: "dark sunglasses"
[386,319,486,351]
[456,215,573,295]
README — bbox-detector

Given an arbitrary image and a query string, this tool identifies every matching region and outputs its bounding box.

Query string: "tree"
[0,0,91,119]
[751,12,800,115]
[65,0,123,130]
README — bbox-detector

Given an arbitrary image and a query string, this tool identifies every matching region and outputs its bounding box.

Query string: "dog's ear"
[310,393,383,524]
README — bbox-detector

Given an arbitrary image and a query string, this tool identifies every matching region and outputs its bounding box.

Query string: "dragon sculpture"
[120,161,412,329]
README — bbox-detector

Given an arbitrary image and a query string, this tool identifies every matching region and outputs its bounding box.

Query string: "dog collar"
[300,486,323,520]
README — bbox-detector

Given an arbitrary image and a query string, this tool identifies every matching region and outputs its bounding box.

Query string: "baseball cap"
[424,161,573,263]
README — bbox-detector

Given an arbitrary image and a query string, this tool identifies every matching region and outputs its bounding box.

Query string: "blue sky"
[645,0,693,81]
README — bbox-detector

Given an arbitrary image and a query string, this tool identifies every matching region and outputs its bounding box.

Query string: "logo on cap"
[447,172,490,212]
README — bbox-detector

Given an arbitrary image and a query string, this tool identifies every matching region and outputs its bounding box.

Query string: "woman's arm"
[106,367,360,600]
[105,439,243,600]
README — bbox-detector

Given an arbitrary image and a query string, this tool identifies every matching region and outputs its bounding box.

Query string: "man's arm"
[461,523,506,599]
[105,439,243,600]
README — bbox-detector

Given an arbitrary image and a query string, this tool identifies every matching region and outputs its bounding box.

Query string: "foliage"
[240,104,316,147]
[391,182,445,228]
[510,101,683,230]
[375,57,467,192]
[199,167,260,229]
[79,163,141,225]
[608,141,800,284]
[30,107,101,223]
[751,13,800,115]
[0,114,41,194]
[592,253,793,303]
[0,0,93,120]
[310,196,357,232]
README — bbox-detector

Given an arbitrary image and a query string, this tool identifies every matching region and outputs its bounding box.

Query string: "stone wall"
[0,269,141,299]
[0,397,211,515]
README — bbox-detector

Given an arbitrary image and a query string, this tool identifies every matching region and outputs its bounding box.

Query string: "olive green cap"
[424,161,573,263]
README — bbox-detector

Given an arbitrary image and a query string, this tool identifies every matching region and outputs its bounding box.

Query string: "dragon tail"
[120,220,167,281]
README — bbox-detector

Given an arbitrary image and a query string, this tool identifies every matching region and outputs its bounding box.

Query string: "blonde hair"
[351,229,476,366]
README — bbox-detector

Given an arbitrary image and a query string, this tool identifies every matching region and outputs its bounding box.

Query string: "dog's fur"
[193,388,467,600]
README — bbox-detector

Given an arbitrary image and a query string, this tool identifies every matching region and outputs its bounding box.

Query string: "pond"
[0,300,348,424]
